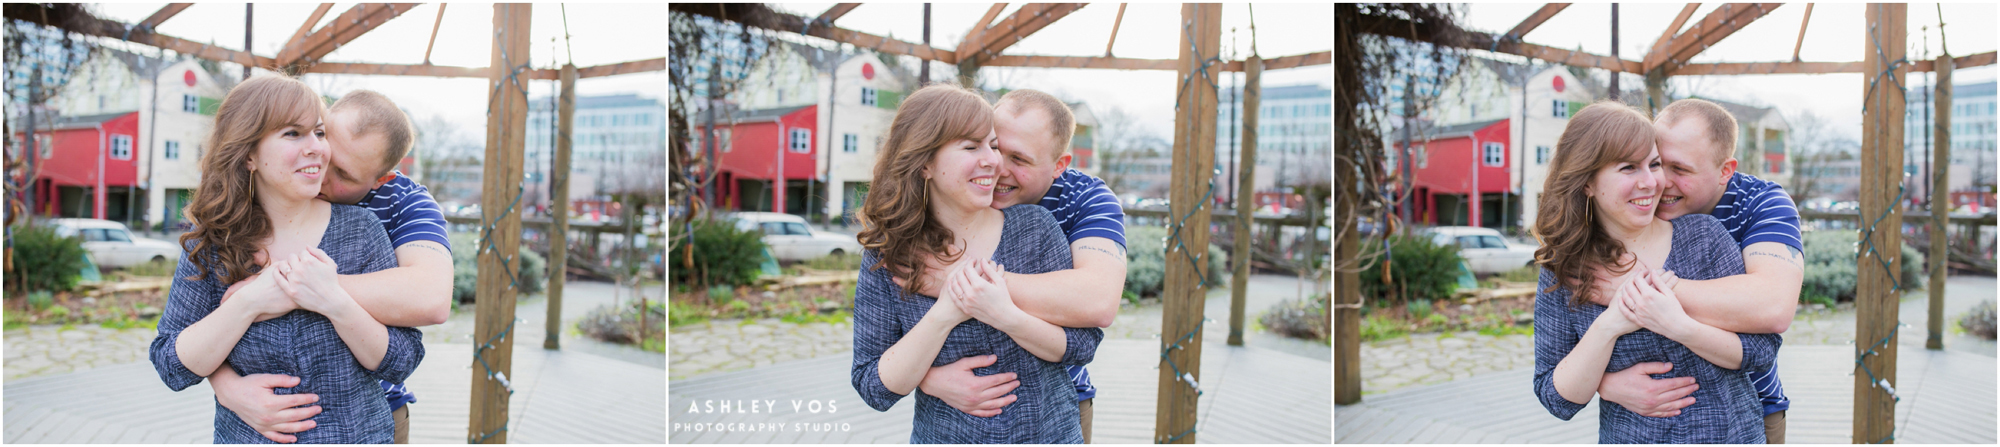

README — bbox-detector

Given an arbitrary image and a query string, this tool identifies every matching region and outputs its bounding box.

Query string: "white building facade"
[47,49,228,229]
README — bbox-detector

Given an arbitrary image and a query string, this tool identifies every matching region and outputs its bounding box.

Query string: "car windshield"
[1476,235,1505,249]
[782,222,810,236]
[759,222,786,235]
[104,229,132,243]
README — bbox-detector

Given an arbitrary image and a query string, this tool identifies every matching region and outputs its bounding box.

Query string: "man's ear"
[1717,157,1738,185]
[1051,152,1072,177]
[373,172,398,188]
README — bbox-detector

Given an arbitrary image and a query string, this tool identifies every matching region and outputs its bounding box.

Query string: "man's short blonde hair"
[1656,98,1738,166]
[329,90,414,178]
[994,89,1075,159]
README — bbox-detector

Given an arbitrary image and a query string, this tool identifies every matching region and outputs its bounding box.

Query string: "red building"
[12,112,142,220]
[1394,118,1514,228]
[697,105,818,215]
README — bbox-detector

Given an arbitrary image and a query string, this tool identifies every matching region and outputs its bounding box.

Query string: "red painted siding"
[1394,120,1511,226]
[701,105,819,212]
[13,112,141,218]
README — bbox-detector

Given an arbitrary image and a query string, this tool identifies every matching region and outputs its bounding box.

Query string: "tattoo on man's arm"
[409,243,450,257]
[1747,249,1802,270]
[1078,245,1121,260]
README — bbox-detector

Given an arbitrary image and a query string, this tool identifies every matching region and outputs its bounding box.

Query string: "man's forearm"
[341,243,454,327]
[1664,319,1746,370]
[1673,274,1800,334]
[1006,270,1119,328]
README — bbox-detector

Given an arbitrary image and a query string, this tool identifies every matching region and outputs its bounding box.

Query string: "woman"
[149,75,422,444]
[849,83,1101,444]
[1530,101,1779,443]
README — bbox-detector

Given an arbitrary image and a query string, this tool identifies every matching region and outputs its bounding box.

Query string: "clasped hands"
[223,248,351,322]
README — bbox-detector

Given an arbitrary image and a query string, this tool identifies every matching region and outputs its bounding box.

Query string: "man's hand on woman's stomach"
[920,355,1020,418]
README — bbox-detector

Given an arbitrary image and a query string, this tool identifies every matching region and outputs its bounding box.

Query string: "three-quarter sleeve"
[1056,326,1103,366]
[850,251,908,412]
[1531,270,1590,421]
[150,246,219,392]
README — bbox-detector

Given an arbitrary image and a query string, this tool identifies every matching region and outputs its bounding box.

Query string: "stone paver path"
[3,325,157,381]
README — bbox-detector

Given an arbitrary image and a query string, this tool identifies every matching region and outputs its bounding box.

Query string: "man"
[212,90,454,443]
[1592,98,1803,443]
[897,89,1126,442]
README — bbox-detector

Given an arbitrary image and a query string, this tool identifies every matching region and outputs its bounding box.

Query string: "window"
[111,135,133,160]
[861,87,877,106]
[843,133,858,153]
[782,222,811,236]
[104,229,131,243]
[1536,145,1551,165]
[167,140,182,159]
[789,128,812,153]
[183,94,198,113]
[1483,142,1504,167]
[1552,99,1568,118]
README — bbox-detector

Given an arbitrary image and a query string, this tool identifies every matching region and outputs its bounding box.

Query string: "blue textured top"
[1710,171,1800,416]
[851,205,1103,444]
[355,171,451,411]
[1032,168,1124,402]
[1531,214,1781,444]
[150,204,426,444]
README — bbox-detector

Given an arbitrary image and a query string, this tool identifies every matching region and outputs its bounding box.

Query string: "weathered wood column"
[546,63,576,350]
[1229,55,1261,347]
[1155,3,1219,444]
[1854,3,1905,443]
[1927,55,1951,350]
[470,3,530,444]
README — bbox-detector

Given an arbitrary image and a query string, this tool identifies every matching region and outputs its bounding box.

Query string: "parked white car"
[729,212,863,262]
[49,218,183,268]
[1424,226,1536,275]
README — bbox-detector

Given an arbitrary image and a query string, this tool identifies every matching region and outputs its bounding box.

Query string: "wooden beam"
[1251,51,1332,71]
[303,62,489,78]
[1913,52,1997,72]
[1652,3,1785,74]
[1671,52,1995,75]
[1854,3,1905,444]
[277,3,420,67]
[546,62,576,351]
[1104,3,1128,57]
[137,3,193,30]
[1156,3,1218,444]
[570,57,666,79]
[1792,3,1815,62]
[1506,3,1570,40]
[715,8,959,64]
[965,3,1087,64]
[470,3,529,444]
[815,3,860,25]
[1647,4,1702,70]
[51,13,276,69]
[956,3,1009,63]
[983,51,1328,72]
[1360,14,1642,73]
[424,3,447,65]
[284,4,336,65]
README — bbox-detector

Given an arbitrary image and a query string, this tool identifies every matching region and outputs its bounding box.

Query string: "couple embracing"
[148,75,456,444]
[848,84,1129,444]
[1532,99,1806,443]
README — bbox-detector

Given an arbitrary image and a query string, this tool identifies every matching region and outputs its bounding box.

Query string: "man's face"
[1652,117,1736,220]
[319,109,389,205]
[989,105,1072,208]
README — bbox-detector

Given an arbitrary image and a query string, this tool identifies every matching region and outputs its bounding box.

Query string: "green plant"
[1122,290,1140,307]
[1407,299,1433,319]
[802,252,864,271]
[1359,314,1406,342]
[125,259,177,278]
[1357,234,1464,305]
[1122,226,1229,298]
[1258,293,1330,341]
[1499,265,1541,283]
[1801,289,1836,308]
[8,224,89,293]
[706,285,735,304]
[669,301,708,327]
[669,217,768,288]
[1959,300,1995,340]
[1800,230,1926,303]
[447,232,550,303]
[26,291,54,311]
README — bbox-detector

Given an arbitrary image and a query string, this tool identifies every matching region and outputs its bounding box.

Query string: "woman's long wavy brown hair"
[178,75,326,284]
[1532,101,1657,307]
[855,83,995,297]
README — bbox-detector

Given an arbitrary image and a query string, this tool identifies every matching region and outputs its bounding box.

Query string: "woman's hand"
[1592,282,1644,336]
[229,266,298,321]
[925,261,974,325]
[949,259,1019,326]
[273,248,356,317]
[1620,270,1694,339]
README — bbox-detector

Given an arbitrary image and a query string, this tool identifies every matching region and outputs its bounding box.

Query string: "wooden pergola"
[6,3,664,443]
[674,3,1327,443]
[1339,3,1988,443]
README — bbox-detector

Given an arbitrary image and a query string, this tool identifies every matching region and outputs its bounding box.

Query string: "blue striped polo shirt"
[1031,168,1127,402]
[355,171,453,411]
[1709,171,1799,416]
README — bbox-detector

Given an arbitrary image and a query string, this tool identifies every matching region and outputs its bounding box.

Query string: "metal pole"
[143,52,161,230]
[823,49,841,226]
[919,3,931,84]
[244,4,254,80]
[1609,4,1620,101]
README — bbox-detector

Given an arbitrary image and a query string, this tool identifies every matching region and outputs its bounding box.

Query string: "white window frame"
[164,140,180,160]
[789,128,812,153]
[1482,142,1504,167]
[843,133,858,153]
[110,135,134,160]
[183,94,198,113]
[1536,145,1551,165]
[860,87,877,106]
[1552,99,1568,118]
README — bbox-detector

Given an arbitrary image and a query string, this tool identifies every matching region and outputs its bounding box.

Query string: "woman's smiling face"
[924,127,1002,211]
[1587,144,1663,233]
[248,113,328,203]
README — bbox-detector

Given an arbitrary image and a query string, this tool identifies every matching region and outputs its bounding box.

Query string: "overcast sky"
[1456,3,1997,143]
[767,3,1333,140]
[87,3,665,143]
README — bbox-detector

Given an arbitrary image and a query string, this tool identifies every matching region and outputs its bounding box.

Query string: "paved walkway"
[669,339,1330,444]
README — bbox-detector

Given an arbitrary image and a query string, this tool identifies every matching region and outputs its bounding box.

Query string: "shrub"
[1259,293,1330,341]
[1122,226,1228,298]
[1357,234,1463,305]
[1960,300,1996,340]
[668,217,767,288]
[1801,230,1926,303]
[449,232,550,303]
[576,301,666,351]
[1407,299,1433,319]
[7,224,89,294]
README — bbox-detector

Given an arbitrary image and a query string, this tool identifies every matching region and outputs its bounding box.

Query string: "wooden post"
[1928,55,1951,350]
[469,4,530,444]
[1155,4,1219,444]
[1854,4,1904,443]
[546,63,575,350]
[1644,69,1667,119]
[1229,55,1260,347]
